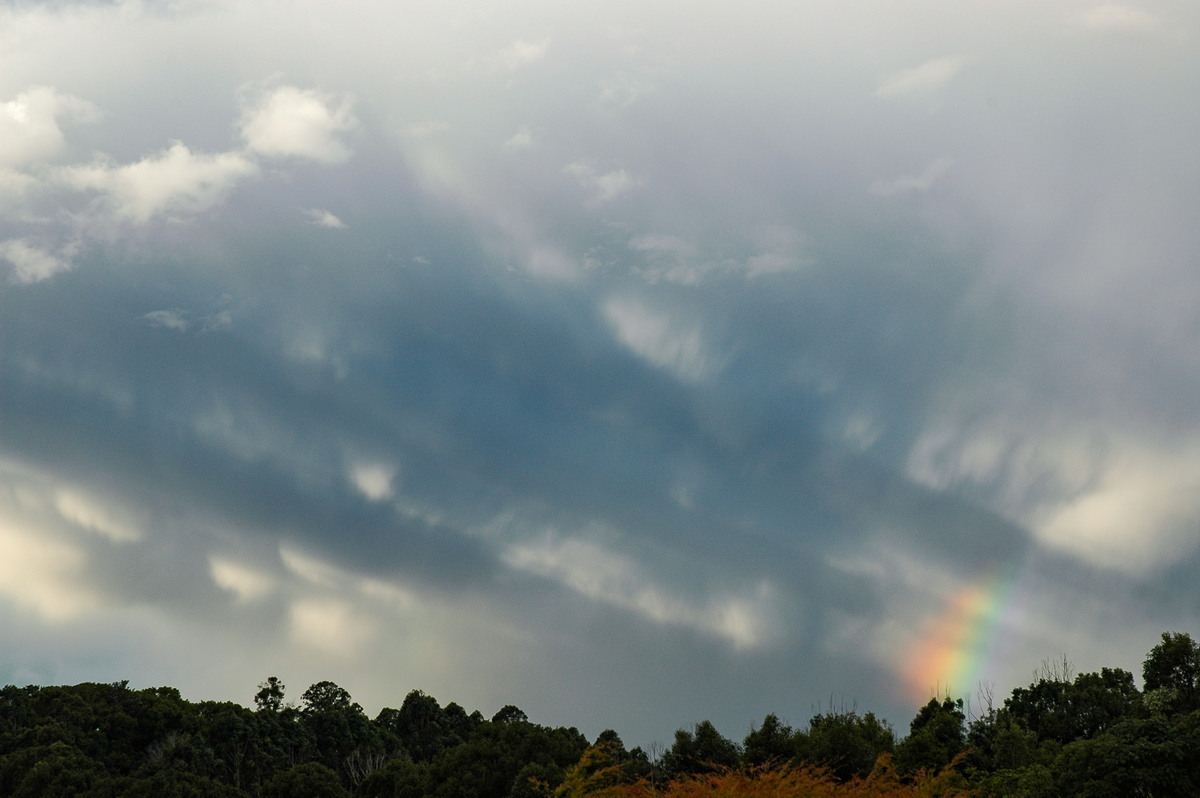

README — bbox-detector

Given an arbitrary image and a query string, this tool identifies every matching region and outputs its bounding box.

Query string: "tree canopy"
[1,633,1199,796]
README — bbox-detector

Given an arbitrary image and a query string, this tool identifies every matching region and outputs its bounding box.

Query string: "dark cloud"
[2,0,1199,749]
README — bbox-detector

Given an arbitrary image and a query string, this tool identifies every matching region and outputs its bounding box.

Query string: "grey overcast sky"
[2,0,1199,747]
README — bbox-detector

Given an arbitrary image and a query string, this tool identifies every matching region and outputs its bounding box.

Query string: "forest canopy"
[2,631,1198,797]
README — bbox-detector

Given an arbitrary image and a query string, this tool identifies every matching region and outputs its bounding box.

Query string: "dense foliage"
[1,632,1198,796]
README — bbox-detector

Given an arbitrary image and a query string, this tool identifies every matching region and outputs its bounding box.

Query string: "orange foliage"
[587,755,978,798]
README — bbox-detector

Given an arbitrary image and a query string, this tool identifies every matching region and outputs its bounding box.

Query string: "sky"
[2,0,1199,748]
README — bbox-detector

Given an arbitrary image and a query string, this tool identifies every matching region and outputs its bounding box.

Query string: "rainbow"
[902,567,1023,703]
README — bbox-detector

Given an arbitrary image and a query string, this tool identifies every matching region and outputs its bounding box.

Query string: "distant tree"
[743,713,798,768]
[965,708,1038,774]
[261,761,349,798]
[425,715,586,798]
[355,758,430,798]
[570,757,976,797]
[894,697,965,775]
[1005,668,1141,745]
[375,690,466,762]
[1142,631,1200,713]
[1053,711,1200,797]
[254,677,286,713]
[509,761,561,797]
[301,682,359,715]
[555,732,640,797]
[660,721,740,777]
[493,705,530,724]
[1,741,107,798]
[118,768,246,797]
[802,710,894,781]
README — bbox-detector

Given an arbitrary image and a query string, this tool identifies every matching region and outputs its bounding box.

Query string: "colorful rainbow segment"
[903,569,1019,703]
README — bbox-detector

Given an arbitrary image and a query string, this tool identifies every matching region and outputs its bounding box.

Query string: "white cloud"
[54,489,143,543]
[289,598,374,656]
[630,234,697,257]
[0,86,98,169]
[876,56,965,99]
[0,519,95,622]
[564,161,641,202]
[280,545,348,588]
[907,407,1200,576]
[596,73,655,108]
[524,244,578,280]
[144,308,231,333]
[304,208,347,229]
[603,297,718,382]
[62,142,258,223]
[743,224,809,278]
[869,157,956,197]
[503,126,533,150]
[143,309,192,331]
[0,239,71,283]
[503,534,774,650]
[209,556,276,602]
[1035,443,1200,575]
[349,462,395,502]
[1079,4,1161,33]
[494,38,550,71]
[0,168,39,216]
[240,86,357,164]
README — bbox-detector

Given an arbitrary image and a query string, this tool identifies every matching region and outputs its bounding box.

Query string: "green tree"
[355,759,430,798]
[375,690,478,763]
[254,677,286,713]
[1053,712,1200,797]
[493,705,530,724]
[555,732,645,797]
[1,741,107,798]
[1142,631,1200,713]
[743,713,799,768]
[297,684,382,789]
[1005,668,1141,745]
[262,761,350,798]
[894,697,965,775]
[660,720,740,777]
[802,710,894,781]
[302,682,359,715]
[426,716,587,798]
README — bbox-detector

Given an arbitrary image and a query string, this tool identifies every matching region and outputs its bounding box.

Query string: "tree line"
[2,631,1198,797]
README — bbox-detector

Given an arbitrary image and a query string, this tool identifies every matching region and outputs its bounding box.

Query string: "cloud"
[869,157,956,197]
[54,489,143,543]
[876,56,965,99]
[289,598,374,656]
[1035,441,1200,575]
[743,224,809,278]
[0,168,40,216]
[1079,4,1161,33]
[208,556,276,602]
[494,38,550,71]
[0,521,94,622]
[62,142,258,223]
[280,546,349,590]
[602,297,718,382]
[240,86,357,164]
[0,239,71,283]
[349,463,395,502]
[564,161,641,202]
[502,534,775,650]
[504,126,534,150]
[304,208,347,229]
[0,86,98,169]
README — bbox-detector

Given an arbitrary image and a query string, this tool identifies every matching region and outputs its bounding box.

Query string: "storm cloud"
[2,0,1199,746]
